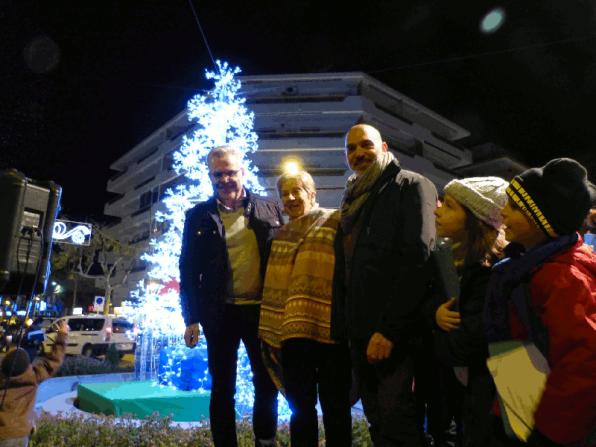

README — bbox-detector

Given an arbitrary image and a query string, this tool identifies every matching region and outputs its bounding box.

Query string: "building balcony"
[109,167,128,182]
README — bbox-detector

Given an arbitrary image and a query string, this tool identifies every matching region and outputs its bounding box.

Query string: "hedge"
[31,412,372,446]
[56,355,134,377]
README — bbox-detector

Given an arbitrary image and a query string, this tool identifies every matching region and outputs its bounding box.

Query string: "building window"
[139,187,159,210]
[139,191,152,209]
[166,123,193,141]
[162,150,177,172]
[134,176,155,190]
[137,147,159,165]
[160,176,185,199]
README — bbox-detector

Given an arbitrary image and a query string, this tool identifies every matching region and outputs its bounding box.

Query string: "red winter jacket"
[510,238,596,445]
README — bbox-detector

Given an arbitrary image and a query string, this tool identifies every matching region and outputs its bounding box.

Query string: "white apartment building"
[103,72,474,305]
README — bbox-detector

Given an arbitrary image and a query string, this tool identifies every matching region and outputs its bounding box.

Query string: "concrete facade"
[103,72,473,305]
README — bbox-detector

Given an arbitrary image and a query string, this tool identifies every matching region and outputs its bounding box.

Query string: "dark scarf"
[340,151,395,234]
[484,234,578,354]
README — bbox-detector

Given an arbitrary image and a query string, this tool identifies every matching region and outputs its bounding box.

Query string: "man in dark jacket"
[332,124,437,446]
[179,145,283,447]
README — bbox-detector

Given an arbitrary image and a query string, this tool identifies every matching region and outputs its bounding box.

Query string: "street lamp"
[281,158,303,175]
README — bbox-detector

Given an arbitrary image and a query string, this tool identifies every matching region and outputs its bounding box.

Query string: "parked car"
[24,317,53,359]
[42,314,136,357]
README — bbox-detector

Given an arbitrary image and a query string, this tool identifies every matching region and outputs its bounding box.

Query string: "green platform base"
[77,381,211,422]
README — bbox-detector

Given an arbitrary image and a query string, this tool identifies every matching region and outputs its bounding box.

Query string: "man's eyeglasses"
[210,169,240,180]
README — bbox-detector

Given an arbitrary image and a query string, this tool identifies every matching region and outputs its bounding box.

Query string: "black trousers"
[204,304,278,447]
[414,336,463,447]
[352,339,424,447]
[281,338,352,447]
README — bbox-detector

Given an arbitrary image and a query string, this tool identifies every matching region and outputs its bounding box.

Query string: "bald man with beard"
[331,124,438,446]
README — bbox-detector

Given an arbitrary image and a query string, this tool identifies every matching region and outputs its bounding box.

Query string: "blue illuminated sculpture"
[124,61,288,417]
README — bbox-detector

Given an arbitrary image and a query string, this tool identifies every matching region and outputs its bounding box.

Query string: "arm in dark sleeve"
[420,262,443,331]
[434,271,490,366]
[260,201,284,273]
[179,209,199,326]
[331,226,348,342]
[276,204,284,227]
[377,177,438,342]
[268,202,285,260]
[33,332,66,383]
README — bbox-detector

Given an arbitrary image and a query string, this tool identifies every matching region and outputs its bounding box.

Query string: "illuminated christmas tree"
[124,61,286,417]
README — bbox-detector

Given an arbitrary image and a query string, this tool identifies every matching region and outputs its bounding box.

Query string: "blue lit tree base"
[156,339,291,419]
[158,344,211,391]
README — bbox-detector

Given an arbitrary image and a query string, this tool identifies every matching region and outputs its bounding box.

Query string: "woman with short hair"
[259,170,352,447]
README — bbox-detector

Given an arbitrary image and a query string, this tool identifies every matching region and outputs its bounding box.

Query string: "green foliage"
[31,413,210,447]
[50,225,140,315]
[56,355,134,377]
[51,247,73,272]
[352,416,373,446]
[106,344,121,368]
[30,413,372,446]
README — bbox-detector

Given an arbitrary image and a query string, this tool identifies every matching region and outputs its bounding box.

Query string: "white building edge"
[102,71,478,307]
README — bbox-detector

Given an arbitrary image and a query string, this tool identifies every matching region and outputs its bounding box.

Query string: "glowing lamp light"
[282,159,302,176]
[480,7,506,34]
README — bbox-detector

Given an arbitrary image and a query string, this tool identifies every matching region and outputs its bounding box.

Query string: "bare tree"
[52,226,138,315]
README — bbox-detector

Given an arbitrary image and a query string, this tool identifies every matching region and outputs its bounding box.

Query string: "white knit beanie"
[443,176,508,230]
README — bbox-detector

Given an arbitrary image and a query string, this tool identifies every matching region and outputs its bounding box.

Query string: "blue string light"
[123,61,290,420]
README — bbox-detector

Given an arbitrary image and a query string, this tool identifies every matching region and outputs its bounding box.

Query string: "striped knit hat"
[506,158,592,237]
[444,176,508,230]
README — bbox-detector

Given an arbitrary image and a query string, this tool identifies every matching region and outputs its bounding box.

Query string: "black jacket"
[429,263,496,447]
[179,191,283,328]
[331,160,438,344]
[431,263,492,371]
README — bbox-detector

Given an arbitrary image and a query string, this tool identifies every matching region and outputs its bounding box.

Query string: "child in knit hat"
[423,176,509,447]
[0,320,68,446]
[485,158,596,447]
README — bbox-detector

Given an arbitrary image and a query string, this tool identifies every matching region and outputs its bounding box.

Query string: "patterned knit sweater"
[259,208,340,348]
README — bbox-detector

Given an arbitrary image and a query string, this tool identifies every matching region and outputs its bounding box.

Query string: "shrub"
[56,355,134,377]
[106,344,121,369]
[30,412,372,446]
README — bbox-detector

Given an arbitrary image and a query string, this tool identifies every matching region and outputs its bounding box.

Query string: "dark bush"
[30,412,372,446]
[56,355,134,377]
[106,344,121,369]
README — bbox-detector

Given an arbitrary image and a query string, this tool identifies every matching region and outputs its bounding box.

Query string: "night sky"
[2,1,595,220]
